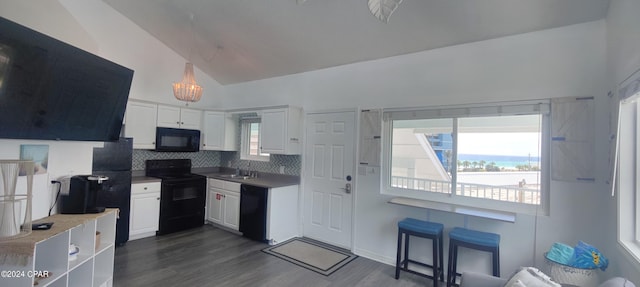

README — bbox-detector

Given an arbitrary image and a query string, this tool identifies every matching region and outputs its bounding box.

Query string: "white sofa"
[459,272,636,287]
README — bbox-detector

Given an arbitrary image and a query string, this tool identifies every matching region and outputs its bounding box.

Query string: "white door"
[303,111,356,249]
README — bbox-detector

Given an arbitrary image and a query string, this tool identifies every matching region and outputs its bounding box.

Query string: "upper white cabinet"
[260,106,302,155]
[202,111,238,151]
[124,101,157,149]
[157,105,202,130]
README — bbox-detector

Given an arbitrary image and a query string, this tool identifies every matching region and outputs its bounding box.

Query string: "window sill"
[619,239,640,266]
[388,197,517,223]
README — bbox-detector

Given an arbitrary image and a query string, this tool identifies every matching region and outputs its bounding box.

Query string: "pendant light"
[173,14,203,102]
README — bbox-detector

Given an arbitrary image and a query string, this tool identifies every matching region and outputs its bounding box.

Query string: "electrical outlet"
[279,166,285,174]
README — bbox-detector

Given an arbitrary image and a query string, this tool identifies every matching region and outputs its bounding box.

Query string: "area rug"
[262,237,358,276]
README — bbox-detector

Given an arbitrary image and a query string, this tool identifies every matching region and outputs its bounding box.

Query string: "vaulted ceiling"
[103,0,610,85]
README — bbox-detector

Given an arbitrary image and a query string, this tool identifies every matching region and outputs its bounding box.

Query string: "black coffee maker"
[60,175,108,214]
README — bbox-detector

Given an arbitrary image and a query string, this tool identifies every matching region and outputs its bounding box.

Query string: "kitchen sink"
[218,174,252,180]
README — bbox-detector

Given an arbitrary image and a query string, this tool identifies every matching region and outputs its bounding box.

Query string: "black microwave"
[155,127,201,152]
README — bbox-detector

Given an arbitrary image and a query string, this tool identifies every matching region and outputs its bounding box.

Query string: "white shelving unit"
[0,209,117,287]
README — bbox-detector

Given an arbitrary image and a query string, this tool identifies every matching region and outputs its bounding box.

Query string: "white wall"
[0,0,225,220]
[1,0,634,282]
[225,20,616,278]
[224,21,606,111]
[603,0,640,284]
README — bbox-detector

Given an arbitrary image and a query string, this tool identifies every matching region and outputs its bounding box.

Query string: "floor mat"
[262,237,358,276]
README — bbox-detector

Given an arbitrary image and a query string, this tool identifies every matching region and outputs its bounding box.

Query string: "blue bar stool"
[395,218,444,286]
[446,227,500,287]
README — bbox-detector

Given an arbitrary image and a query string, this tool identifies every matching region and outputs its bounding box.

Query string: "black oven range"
[145,159,206,235]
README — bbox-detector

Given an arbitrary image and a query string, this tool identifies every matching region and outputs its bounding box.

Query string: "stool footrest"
[399,260,443,281]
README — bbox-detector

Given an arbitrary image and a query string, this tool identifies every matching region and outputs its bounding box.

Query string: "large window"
[617,84,640,263]
[382,101,550,214]
[240,118,269,161]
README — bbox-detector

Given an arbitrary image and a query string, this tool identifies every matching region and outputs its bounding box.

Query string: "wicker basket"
[545,255,599,287]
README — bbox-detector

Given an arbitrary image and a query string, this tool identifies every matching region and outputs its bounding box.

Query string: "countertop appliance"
[60,175,108,214]
[155,127,201,152]
[145,159,206,235]
[92,138,133,246]
[239,184,269,242]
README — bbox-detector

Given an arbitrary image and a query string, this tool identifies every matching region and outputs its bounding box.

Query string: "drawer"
[132,182,161,195]
[208,178,226,189]
[208,178,241,192]
[223,181,241,192]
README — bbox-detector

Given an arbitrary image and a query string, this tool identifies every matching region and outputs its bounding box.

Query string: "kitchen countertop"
[132,168,300,188]
[131,174,162,184]
[194,167,300,189]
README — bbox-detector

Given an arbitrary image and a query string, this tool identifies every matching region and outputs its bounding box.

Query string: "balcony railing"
[391,176,540,205]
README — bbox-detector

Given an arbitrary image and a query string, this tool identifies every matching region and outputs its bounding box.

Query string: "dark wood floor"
[114,225,431,287]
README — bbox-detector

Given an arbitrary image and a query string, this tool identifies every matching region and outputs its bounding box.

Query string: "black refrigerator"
[92,138,132,246]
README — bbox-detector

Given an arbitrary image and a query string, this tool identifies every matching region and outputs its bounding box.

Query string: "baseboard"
[129,231,156,241]
[353,247,396,266]
[206,222,242,235]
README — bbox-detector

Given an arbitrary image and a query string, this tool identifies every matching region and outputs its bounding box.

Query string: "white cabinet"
[129,181,161,241]
[207,179,241,231]
[124,101,157,149]
[222,192,240,229]
[0,210,117,287]
[266,185,300,244]
[260,106,302,155]
[157,105,203,130]
[202,111,238,151]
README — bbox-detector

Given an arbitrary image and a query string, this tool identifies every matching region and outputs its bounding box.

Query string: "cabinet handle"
[144,187,147,190]
[156,197,160,200]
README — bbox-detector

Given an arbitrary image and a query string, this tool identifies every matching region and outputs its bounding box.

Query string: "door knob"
[341,183,352,194]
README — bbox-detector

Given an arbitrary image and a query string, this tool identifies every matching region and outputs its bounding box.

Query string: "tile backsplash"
[132,150,221,170]
[221,152,301,176]
[132,149,301,176]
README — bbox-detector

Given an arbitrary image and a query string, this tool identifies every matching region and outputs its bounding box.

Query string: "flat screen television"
[0,16,133,142]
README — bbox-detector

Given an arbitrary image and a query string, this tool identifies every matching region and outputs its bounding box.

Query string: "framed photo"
[19,144,49,175]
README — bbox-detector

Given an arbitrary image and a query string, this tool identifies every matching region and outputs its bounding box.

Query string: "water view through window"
[390,115,542,205]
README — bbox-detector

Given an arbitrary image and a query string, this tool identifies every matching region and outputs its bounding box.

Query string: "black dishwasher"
[239,184,268,242]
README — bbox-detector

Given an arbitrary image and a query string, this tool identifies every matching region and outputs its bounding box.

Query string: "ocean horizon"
[457,154,540,168]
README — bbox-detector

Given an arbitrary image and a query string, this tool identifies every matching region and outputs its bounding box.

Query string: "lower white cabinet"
[207,179,240,231]
[129,181,161,240]
[0,209,117,287]
[266,185,299,245]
